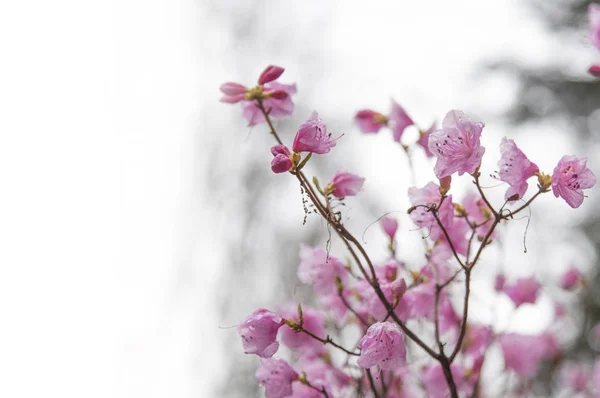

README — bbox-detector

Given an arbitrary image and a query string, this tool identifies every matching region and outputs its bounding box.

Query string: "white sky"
[0,0,596,397]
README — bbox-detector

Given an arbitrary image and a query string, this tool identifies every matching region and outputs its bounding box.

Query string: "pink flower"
[408,182,454,242]
[554,302,567,319]
[389,100,414,142]
[357,322,407,370]
[292,111,338,154]
[242,82,296,126]
[421,244,453,282]
[390,278,407,298]
[380,216,398,241]
[494,274,506,292]
[590,4,600,51]
[552,155,596,208]
[417,123,436,158]
[440,216,470,256]
[503,276,541,307]
[462,191,494,237]
[560,266,583,290]
[355,278,410,322]
[498,333,557,378]
[297,245,347,295]
[255,357,298,398]
[428,110,486,178]
[590,64,600,76]
[562,364,589,393]
[328,171,365,198]
[355,109,387,133]
[238,308,285,358]
[270,144,293,174]
[219,82,247,103]
[280,307,326,353]
[294,357,352,397]
[497,137,539,200]
[463,325,493,356]
[258,65,285,85]
[404,283,436,319]
[220,65,296,126]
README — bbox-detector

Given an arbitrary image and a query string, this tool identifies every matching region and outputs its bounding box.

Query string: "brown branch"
[337,285,370,327]
[473,171,498,217]
[256,100,283,145]
[366,368,380,398]
[301,377,330,398]
[298,327,360,356]
[449,267,472,363]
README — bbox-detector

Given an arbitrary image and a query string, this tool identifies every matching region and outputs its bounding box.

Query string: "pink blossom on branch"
[354,100,414,142]
[562,364,590,393]
[552,155,596,208]
[380,216,398,241]
[357,322,407,370]
[502,276,541,307]
[219,82,247,103]
[242,81,296,126]
[408,181,454,242]
[255,357,298,398]
[238,308,285,358]
[297,245,347,295]
[258,65,285,85]
[292,111,338,154]
[220,65,296,126]
[280,306,326,354]
[497,137,539,201]
[417,122,436,158]
[559,266,583,290]
[355,109,387,133]
[327,171,365,198]
[270,144,293,174]
[462,191,494,238]
[498,333,558,378]
[428,110,486,178]
[389,100,414,142]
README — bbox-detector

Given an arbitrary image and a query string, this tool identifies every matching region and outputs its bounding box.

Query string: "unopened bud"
[335,275,343,293]
[257,65,285,85]
[390,278,407,298]
[454,203,467,217]
[410,270,421,282]
[439,176,452,195]
[536,172,552,192]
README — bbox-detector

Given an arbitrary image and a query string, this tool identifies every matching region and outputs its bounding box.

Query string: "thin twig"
[366,368,380,398]
[299,327,360,356]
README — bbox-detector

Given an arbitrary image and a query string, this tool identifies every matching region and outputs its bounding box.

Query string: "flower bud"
[380,216,398,241]
[439,175,451,195]
[390,278,407,298]
[220,82,247,96]
[258,65,285,84]
[536,172,552,192]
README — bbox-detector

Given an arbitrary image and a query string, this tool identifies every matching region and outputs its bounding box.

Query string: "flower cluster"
[220,60,597,398]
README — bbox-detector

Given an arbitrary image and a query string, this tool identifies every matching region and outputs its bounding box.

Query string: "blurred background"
[1,0,599,397]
